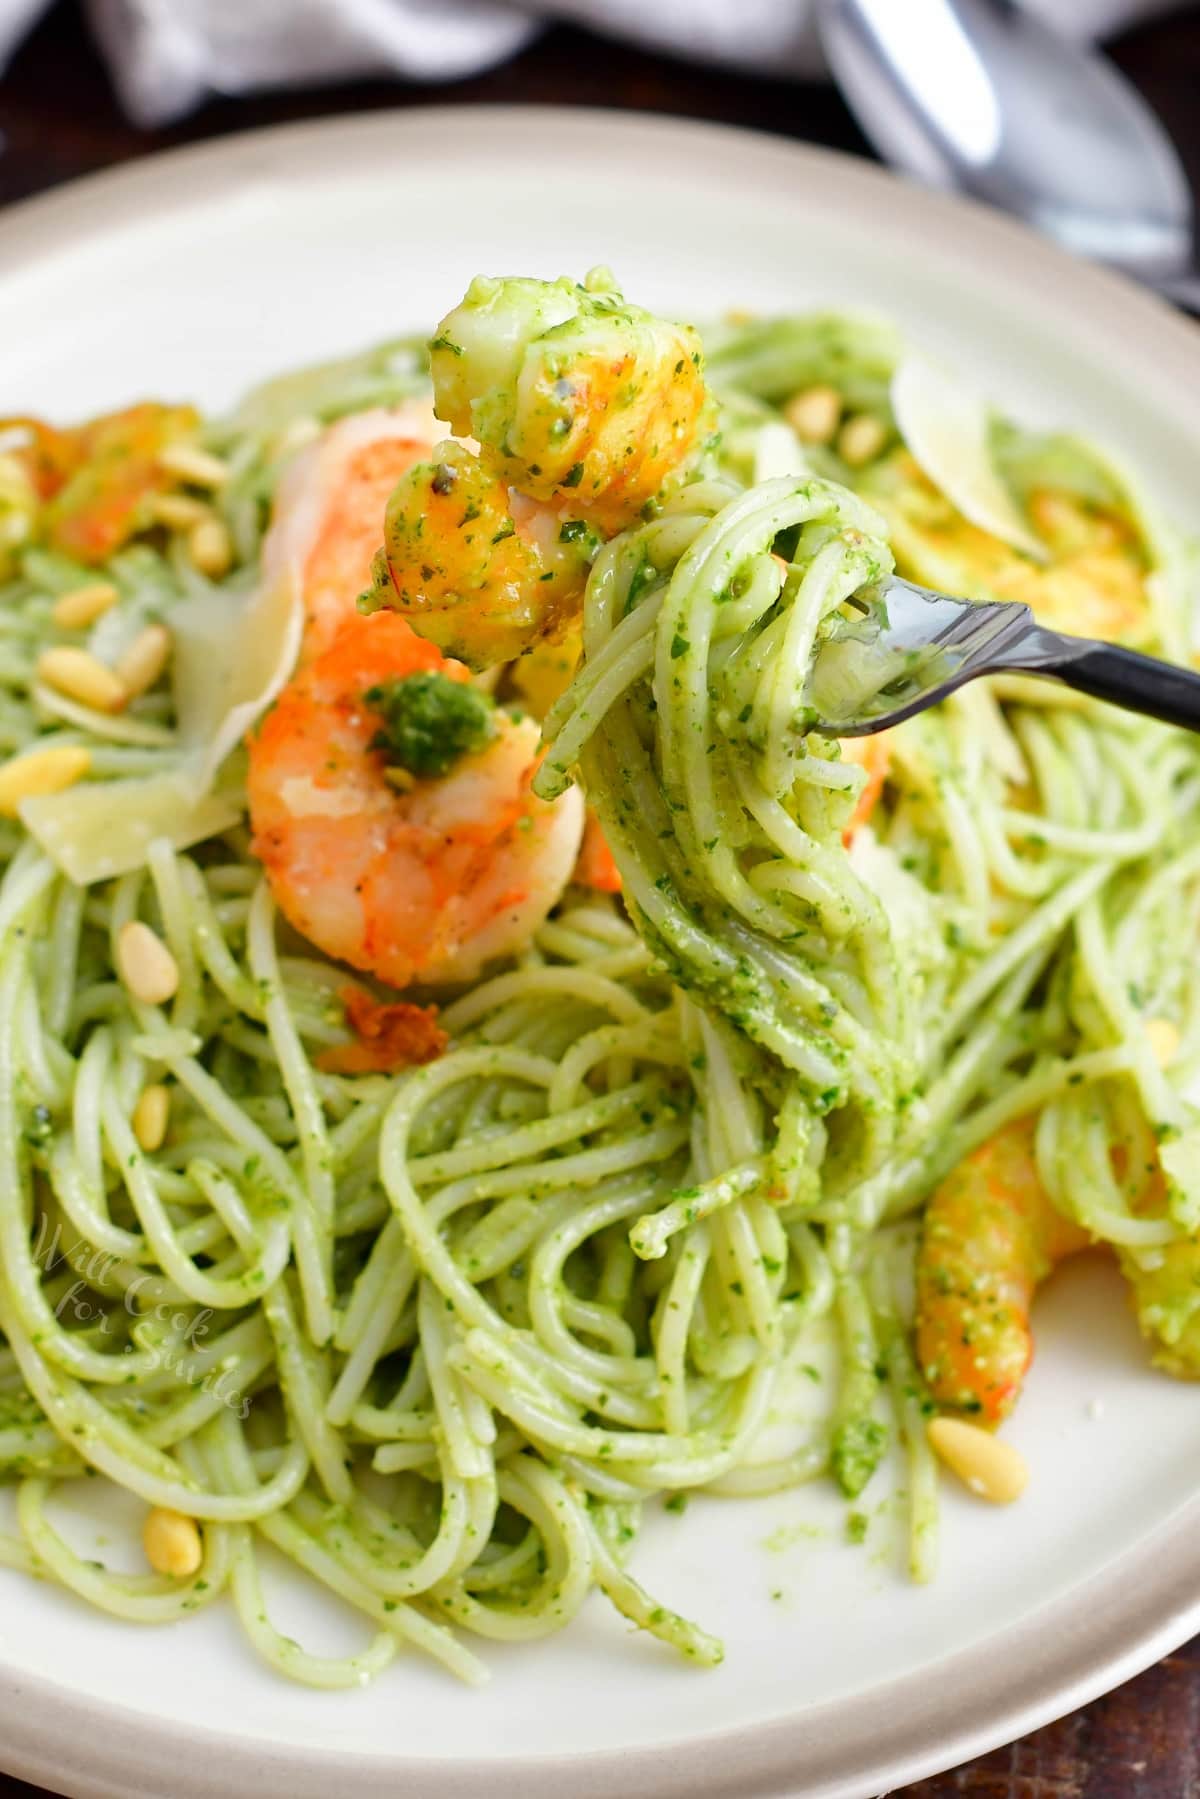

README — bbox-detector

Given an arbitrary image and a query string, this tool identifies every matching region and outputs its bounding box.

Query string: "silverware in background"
[817,0,1200,307]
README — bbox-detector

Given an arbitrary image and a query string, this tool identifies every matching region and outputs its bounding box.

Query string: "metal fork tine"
[807,579,1037,735]
[805,573,1200,737]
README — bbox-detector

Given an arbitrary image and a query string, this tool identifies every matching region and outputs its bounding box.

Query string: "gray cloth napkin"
[0,0,1182,127]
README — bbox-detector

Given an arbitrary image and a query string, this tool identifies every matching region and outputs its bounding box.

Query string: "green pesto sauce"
[832,1416,888,1500]
[366,671,496,779]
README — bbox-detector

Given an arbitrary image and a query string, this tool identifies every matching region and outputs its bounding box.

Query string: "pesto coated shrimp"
[246,610,584,988]
[918,1109,1200,1422]
[915,1118,1090,1425]
[368,271,712,667]
[368,441,596,669]
[429,271,710,529]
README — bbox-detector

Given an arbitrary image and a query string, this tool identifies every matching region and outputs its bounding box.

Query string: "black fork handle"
[1016,638,1200,733]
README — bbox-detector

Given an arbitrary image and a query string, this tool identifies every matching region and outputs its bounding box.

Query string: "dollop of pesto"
[831,1415,888,1500]
[365,671,496,780]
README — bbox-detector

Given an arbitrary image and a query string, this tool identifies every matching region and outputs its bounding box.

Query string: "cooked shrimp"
[246,610,584,988]
[864,450,1152,645]
[574,812,622,893]
[260,403,438,659]
[429,271,711,530]
[368,272,712,667]
[3,402,200,564]
[368,441,595,668]
[915,1118,1090,1425]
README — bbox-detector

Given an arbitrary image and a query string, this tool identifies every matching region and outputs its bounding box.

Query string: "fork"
[805,576,1200,737]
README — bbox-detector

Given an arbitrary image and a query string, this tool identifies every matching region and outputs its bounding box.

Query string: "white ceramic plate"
[1,107,1199,1799]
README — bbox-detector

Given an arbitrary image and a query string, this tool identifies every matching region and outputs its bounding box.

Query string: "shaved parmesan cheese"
[27,545,301,887]
[25,491,306,883]
[21,772,241,886]
[23,547,297,885]
[172,570,302,791]
[892,355,1047,561]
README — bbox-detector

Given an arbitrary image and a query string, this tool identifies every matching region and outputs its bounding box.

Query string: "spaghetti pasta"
[0,300,1192,1689]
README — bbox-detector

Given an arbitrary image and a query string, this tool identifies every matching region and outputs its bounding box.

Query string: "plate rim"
[1,101,1199,1799]
[3,1491,1200,1799]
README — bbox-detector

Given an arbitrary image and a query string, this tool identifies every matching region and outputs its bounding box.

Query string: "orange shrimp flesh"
[246,610,583,989]
[574,812,622,894]
[475,337,711,535]
[506,626,583,720]
[370,442,595,670]
[915,1117,1089,1425]
[261,405,438,660]
[429,273,712,535]
[2,402,200,564]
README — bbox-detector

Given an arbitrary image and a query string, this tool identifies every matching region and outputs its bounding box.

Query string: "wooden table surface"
[2,2,1200,1793]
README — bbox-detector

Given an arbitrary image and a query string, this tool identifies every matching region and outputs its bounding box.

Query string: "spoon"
[815,0,1200,308]
[805,575,1200,737]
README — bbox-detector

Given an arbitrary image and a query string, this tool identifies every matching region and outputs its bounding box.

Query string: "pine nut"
[149,492,210,531]
[187,514,233,579]
[116,920,179,1006]
[51,581,119,631]
[157,443,230,488]
[132,1083,170,1152]
[784,384,843,446]
[142,1507,202,1578]
[115,623,172,700]
[838,413,889,467]
[36,647,126,714]
[1145,1017,1180,1068]
[0,744,91,816]
[928,1416,1028,1504]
